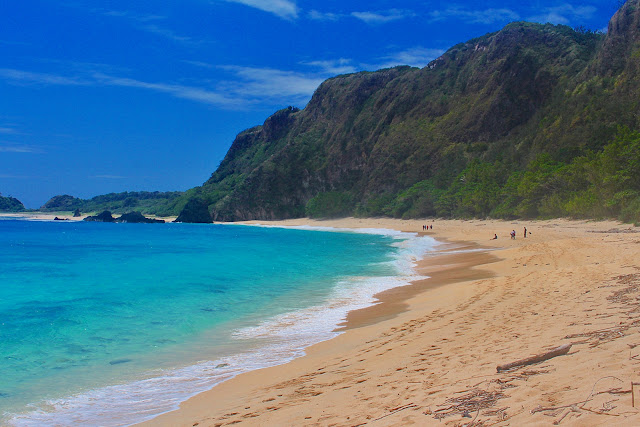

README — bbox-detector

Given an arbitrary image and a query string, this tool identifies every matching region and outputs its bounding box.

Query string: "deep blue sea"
[0,218,437,426]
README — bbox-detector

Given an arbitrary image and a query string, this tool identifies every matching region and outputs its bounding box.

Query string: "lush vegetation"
[351,128,640,223]
[0,194,26,212]
[40,191,184,216]
[174,1,640,223]
[306,192,355,218]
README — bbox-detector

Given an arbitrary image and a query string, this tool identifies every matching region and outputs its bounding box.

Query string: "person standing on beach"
[524,227,527,238]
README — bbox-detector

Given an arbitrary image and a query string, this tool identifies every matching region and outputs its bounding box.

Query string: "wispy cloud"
[429,7,520,24]
[300,46,445,78]
[0,45,444,113]
[301,58,358,75]
[93,73,241,106]
[0,64,325,109]
[137,24,195,44]
[528,4,597,25]
[308,8,415,25]
[223,0,298,20]
[0,143,41,153]
[376,47,446,69]
[351,9,415,24]
[217,66,325,104]
[0,127,19,135]
[93,8,197,44]
[0,68,89,86]
[307,10,343,22]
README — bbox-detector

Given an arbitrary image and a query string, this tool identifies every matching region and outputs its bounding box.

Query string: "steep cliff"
[178,0,640,222]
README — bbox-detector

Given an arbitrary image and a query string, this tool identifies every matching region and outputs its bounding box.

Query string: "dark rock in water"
[175,198,212,223]
[215,363,229,369]
[53,217,69,221]
[73,208,81,217]
[109,358,132,365]
[116,211,165,223]
[83,211,115,222]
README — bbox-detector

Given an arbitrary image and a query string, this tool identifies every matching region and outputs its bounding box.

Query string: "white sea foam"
[8,226,440,427]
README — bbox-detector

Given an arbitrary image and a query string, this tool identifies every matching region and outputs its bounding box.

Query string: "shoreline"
[140,217,640,426]
[0,212,178,222]
[4,216,440,426]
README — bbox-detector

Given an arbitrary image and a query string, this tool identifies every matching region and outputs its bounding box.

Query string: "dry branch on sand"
[531,376,627,424]
[496,344,572,373]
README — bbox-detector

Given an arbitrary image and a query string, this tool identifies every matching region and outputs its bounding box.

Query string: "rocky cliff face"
[177,0,640,222]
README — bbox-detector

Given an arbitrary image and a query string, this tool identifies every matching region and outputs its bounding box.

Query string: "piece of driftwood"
[497,344,572,373]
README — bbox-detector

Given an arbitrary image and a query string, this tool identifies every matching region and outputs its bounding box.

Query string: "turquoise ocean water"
[0,218,437,426]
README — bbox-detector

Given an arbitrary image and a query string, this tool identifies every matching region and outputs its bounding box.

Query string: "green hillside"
[40,191,184,216]
[173,0,640,223]
[0,194,26,212]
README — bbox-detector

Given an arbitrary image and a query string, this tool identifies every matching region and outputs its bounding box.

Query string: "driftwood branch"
[497,344,572,373]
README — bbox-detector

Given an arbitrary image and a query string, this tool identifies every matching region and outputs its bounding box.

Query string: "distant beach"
[0,212,177,222]
[140,217,640,427]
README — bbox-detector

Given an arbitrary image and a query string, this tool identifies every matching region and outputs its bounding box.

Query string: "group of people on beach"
[422,224,432,231]
[492,227,528,240]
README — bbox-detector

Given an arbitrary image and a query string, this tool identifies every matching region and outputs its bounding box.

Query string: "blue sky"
[0,0,620,208]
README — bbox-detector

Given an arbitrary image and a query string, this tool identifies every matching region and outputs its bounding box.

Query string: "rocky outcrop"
[82,211,165,223]
[83,211,115,222]
[116,211,165,223]
[174,199,212,223]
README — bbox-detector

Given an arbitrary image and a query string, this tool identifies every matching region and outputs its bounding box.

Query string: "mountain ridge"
[177,11,624,222]
[40,1,640,224]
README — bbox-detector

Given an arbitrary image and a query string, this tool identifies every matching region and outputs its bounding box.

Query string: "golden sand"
[122,218,640,425]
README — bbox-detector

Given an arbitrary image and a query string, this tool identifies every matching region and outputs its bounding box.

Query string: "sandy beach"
[132,217,640,426]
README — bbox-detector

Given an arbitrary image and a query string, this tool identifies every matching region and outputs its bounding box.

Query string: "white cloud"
[95,8,196,44]
[302,58,358,75]
[0,127,19,135]
[528,4,597,25]
[217,66,325,103]
[429,7,520,24]
[377,47,446,69]
[138,24,194,44]
[0,68,89,86]
[0,46,444,113]
[0,64,325,110]
[223,0,298,20]
[92,73,240,107]
[182,60,216,69]
[351,9,414,24]
[0,143,41,153]
[308,10,343,21]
